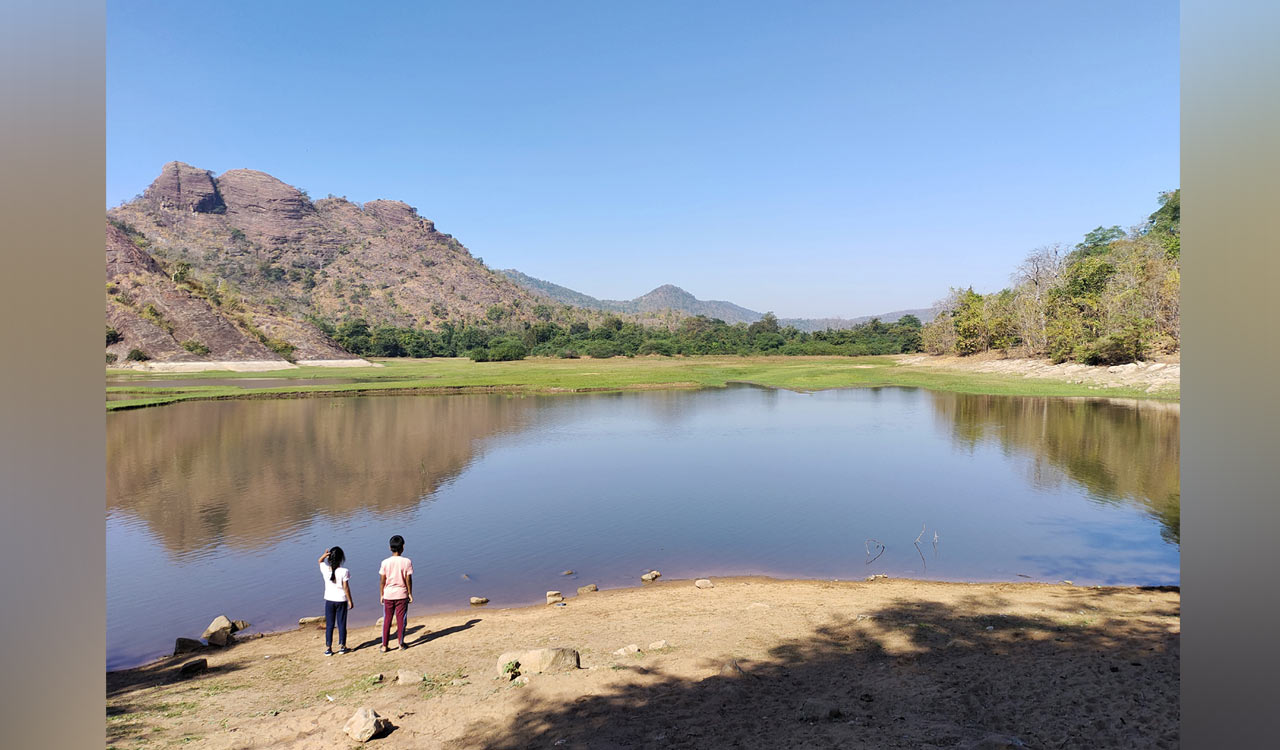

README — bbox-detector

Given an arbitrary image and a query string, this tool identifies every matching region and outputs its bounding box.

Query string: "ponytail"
[326,546,346,583]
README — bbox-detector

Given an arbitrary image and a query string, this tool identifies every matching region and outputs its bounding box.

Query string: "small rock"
[202,615,235,647]
[865,574,888,581]
[174,637,204,655]
[298,616,325,626]
[561,570,575,576]
[695,579,714,589]
[613,644,642,656]
[640,570,661,582]
[343,707,391,743]
[370,673,384,683]
[470,596,489,605]
[1060,580,1074,586]
[546,591,564,605]
[231,620,250,633]
[460,573,471,580]
[577,584,598,594]
[178,658,207,677]
[798,698,842,721]
[648,640,669,650]
[719,660,747,678]
[511,675,530,687]
[396,670,422,685]
[496,648,580,677]
[986,626,995,631]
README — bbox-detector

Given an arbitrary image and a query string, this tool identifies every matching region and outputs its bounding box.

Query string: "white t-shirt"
[320,563,350,602]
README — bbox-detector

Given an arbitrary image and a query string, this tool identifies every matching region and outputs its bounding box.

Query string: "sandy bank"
[107,577,1179,749]
[110,358,375,373]
[897,352,1180,394]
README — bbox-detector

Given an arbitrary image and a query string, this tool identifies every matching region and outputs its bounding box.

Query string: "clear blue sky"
[107,1,1178,318]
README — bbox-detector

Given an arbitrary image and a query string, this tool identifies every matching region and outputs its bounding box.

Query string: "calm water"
[106,386,1179,669]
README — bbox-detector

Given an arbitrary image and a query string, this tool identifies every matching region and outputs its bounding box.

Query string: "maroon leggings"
[382,598,408,647]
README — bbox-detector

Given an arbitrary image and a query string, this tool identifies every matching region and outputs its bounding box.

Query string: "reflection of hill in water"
[930,393,1180,543]
[107,395,535,553]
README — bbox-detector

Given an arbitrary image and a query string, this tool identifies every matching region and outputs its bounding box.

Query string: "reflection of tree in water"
[930,393,1180,543]
[107,395,536,554]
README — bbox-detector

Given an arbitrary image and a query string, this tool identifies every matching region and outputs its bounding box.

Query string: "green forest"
[316,190,1178,365]
[922,190,1180,364]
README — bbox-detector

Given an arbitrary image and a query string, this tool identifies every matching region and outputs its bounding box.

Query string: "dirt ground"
[897,352,1180,394]
[107,577,1180,749]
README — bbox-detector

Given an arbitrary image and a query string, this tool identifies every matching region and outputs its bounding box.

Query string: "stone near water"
[561,570,575,576]
[343,707,391,743]
[577,584,598,594]
[614,643,641,656]
[470,596,489,605]
[865,574,888,581]
[640,570,661,582]
[298,616,325,626]
[648,640,669,650]
[695,579,714,589]
[496,648,580,677]
[201,615,234,646]
[546,591,564,605]
[178,658,207,677]
[396,669,422,685]
[231,620,250,632]
[174,637,204,655]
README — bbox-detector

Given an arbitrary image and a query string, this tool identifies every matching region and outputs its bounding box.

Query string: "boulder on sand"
[496,648,580,677]
[174,637,204,655]
[396,669,422,685]
[577,584,598,594]
[343,707,391,742]
[470,596,489,605]
[695,579,714,589]
[546,591,564,605]
[201,615,234,647]
[178,658,207,677]
[298,616,325,626]
[640,570,661,582]
[613,644,641,656]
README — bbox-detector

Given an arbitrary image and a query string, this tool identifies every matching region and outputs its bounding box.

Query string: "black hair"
[326,546,345,582]
[389,535,404,554]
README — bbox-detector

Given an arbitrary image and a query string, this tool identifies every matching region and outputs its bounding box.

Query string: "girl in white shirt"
[318,547,355,655]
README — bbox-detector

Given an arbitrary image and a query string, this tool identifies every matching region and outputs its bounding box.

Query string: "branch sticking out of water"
[914,523,928,572]
[865,539,885,565]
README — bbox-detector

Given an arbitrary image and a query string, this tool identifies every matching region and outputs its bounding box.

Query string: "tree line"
[312,312,925,361]
[921,190,1179,365]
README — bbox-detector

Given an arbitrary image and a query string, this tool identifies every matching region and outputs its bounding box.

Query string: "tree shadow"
[448,597,1179,749]
[106,656,251,745]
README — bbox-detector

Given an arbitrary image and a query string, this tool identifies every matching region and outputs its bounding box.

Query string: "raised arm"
[318,549,330,565]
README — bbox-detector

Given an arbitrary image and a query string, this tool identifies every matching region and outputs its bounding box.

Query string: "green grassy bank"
[105,355,1178,411]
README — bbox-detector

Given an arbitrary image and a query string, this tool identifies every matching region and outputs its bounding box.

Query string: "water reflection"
[107,395,536,554]
[928,393,1180,543]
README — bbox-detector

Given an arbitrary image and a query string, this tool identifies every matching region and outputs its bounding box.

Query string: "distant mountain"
[499,269,932,330]
[497,271,763,324]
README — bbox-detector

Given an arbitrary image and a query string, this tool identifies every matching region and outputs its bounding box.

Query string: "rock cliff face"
[106,161,587,363]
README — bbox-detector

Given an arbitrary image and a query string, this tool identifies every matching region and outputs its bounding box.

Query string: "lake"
[106,385,1179,669]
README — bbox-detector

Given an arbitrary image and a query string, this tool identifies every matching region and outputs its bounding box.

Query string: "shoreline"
[107,575,1180,749]
[105,354,1181,412]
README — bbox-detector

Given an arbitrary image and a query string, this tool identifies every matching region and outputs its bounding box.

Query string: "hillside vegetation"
[922,191,1179,364]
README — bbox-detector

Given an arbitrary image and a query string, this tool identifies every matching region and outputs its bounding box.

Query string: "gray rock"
[695,579,714,589]
[201,615,234,646]
[798,698,842,721]
[496,648,580,677]
[561,570,575,576]
[577,584,598,594]
[640,570,661,582]
[470,596,489,605]
[298,616,325,626]
[343,707,391,742]
[396,669,422,685]
[174,637,204,655]
[962,735,1029,750]
[648,640,669,650]
[614,644,641,656]
[231,619,250,633]
[178,658,207,677]
[719,660,747,678]
[546,591,564,605]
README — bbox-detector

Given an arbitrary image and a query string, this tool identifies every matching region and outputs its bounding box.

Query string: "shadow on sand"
[449,596,1179,749]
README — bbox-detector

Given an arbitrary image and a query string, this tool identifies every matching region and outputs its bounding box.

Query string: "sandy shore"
[106,577,1179,749]
[897,352,1180,395]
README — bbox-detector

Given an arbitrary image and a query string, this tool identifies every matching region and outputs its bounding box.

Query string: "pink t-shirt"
[379,555,413,599]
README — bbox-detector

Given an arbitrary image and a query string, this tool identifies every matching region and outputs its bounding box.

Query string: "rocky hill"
[107,162,588,363]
